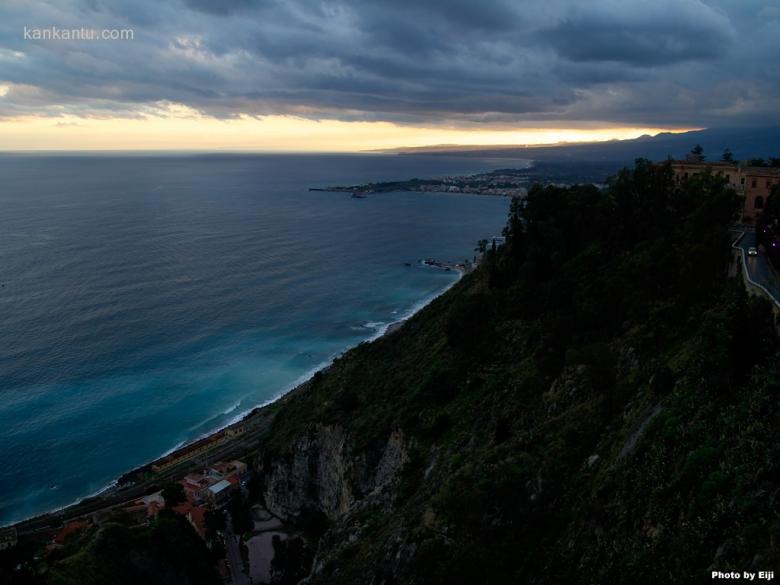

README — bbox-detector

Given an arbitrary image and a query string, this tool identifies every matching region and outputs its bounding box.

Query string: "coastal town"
[2,385,306,585]
[310,160,638,200]
[40,456,291,584]
[310,168,531,198]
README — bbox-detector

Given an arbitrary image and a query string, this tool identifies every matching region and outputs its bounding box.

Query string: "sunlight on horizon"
[0,107,697,151]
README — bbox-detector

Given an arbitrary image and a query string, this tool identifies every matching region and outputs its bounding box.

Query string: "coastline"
[208,261,465,436]
[9,263,465,532]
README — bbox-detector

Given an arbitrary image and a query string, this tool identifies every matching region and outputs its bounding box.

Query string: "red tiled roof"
[147,501,163,518]
[54,520,90,545]
[187,506,207,538]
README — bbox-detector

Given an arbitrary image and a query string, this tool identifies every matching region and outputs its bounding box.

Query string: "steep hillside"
[253,160,780,584]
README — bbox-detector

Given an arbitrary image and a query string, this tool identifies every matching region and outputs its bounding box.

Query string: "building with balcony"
[670,159,780,222]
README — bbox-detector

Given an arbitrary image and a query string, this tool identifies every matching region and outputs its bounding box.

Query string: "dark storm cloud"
[182,0,259,16]
[0,0,778,127]
[542,1,735,66]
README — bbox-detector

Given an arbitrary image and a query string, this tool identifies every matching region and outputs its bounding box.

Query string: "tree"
[749,158,766,167]
[764,187,780,219]
[271,536,314,585]
[227,490,253,535]
[246,474,264,503]
[204,510,225,540]
[691,144,704,159]
[161,483,186,507]
[721,148,734,162]
[445,293,494,354]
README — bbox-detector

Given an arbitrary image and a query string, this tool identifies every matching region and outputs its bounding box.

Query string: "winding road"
[734,229,780,307]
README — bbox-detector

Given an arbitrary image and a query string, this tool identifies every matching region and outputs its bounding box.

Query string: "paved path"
[247,531,286,584]
[225,515,251,585]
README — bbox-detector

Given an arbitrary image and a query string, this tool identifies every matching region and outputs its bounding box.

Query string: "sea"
[0,153,520,526]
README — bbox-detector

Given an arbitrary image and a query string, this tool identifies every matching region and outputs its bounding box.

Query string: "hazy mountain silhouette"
[389,127,780,163]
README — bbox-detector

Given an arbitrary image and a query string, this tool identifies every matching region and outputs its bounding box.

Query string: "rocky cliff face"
[262,425,410,521]
[260,424,415,583]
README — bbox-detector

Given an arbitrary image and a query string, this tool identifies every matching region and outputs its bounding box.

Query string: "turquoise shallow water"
[0,153,515,525]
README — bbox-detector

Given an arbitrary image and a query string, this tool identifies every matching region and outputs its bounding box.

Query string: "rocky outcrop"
[262,425,410,522]
[543,365,591,414]
[617,403,663,460]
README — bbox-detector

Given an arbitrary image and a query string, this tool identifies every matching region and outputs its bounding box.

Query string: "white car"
[748,246,758,257]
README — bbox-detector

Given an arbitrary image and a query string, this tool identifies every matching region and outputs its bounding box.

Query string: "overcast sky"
[0,0,778,149]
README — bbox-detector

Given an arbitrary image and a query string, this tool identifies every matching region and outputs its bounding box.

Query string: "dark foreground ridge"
[4,160,780,584]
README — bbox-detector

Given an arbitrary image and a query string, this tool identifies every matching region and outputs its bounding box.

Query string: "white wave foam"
[364,271,462,342]
[158,439,186,458]
[3,478,122,528]
[19,270,467,529]
[222,401,241,416]
[218,275,462,431]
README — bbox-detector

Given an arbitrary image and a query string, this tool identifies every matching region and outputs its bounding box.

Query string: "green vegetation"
[271,535,314,585]
[161,483,186,508]
[227,490,253,535]
[260,159,780,583]
[748,158,780,168]
[750,159,767,167]
[47,512,219,585]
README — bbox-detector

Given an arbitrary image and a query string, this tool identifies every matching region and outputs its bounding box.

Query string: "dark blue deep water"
[0,153,514,525]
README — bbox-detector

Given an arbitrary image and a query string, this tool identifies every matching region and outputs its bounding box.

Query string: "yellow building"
[670,159,780,222]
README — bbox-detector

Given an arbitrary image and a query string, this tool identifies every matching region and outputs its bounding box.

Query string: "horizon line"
[0,129,706,156]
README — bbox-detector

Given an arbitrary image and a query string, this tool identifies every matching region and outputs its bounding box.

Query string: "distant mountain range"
[383,127,780,163]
